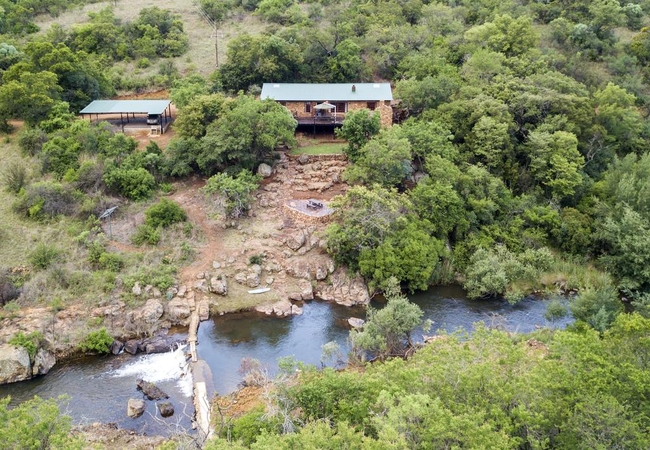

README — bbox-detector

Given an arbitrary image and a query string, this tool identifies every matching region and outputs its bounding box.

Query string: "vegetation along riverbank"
[1,0,650,447]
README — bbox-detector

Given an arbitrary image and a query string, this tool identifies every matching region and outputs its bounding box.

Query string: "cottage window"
[334,102,347,113]
[278,101,286,106]
[367,101,377,111]
[305,102,312,113]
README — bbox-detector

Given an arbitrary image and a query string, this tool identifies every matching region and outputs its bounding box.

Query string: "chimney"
[352,84,356,93]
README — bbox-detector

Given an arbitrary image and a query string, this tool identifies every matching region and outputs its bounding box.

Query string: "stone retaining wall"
[283,202,332,224]
[287,153,348,163]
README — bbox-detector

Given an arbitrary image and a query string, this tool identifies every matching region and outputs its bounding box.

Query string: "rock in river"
[127,398,146,418]
[32,348,56,376]
[157,401,174,418]
[136,379,169,400]
[0,344,32,384]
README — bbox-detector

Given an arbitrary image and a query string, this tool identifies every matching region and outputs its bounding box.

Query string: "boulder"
[285,231,306,251]
[0,344,32,384]
[297,153,310,165]
[348,318,365,329]
[127,398,146,418]
[32,348,56,376]
[140,299,164,324]
[136,379,169,400]
[124,340,141,355]
[158,401,175,418]
[132,282,142,296]
[257,163,273,178]
[109,340,124,355]
[246,273,261,288]
[166,297,191,325]
[144,337,170,354]
[194,279,209,293]
[234,272,247,285]
[210,276,228,296]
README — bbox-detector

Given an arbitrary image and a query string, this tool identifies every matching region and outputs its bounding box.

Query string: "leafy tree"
[463,245,554,302]
[409,177,468,238]
[170,74,210,109]
[335,109,381,162]
[203,170,262,219]
[592,82,644,156]
[343,130,412,187]
[0,70,61,126]
[358,218,445,292]
[0,396,82,450]
[570,286,623,332]
[350,277,424,361]
[326,185,406,270]
[464,14,538,57]
[174,93,231,140]
[525,130,585,201]
[199,96,296,174]
[217,34,303,92]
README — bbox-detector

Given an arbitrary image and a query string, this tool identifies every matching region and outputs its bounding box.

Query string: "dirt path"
[169,177,222,286]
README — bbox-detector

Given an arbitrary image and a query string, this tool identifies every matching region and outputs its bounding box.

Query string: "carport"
[80,100,173,133]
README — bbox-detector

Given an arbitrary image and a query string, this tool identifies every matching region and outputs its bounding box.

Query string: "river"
[0,286,572,434]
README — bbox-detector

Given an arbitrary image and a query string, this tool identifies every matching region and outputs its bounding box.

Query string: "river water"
[0,286,572,434]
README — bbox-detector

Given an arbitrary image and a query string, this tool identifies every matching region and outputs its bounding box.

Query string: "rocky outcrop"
[32,348,56,376]
[316,268,370,306]
[128,299,164,325]
[157,401,174,417]
[0,344,32,384]
[127,398,146,418]
[137,379,169,400]
[255,299,303,317]
[288,279,314,301]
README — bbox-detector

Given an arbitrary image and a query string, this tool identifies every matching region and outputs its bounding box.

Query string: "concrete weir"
[188,309,214,440]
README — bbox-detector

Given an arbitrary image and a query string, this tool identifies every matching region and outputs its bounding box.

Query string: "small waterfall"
[110,344,193,397]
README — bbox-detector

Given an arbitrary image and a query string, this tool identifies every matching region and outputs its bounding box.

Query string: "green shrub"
[145,198,186,228]
[29,243,60,270]
[1,161,28,194]
[17,126,47,157]
[79,328,113,354]
[98,252,124,272]
[131,224,161,246]
[13,182,79,220]
[249,254,265,265]
[103,167,156,200]
[9,331,44,359]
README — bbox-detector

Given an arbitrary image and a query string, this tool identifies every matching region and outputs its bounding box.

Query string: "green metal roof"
[261,83,393,102]
[80,100,171,115]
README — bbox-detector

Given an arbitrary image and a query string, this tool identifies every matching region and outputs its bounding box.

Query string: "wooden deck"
[294,115,345,126]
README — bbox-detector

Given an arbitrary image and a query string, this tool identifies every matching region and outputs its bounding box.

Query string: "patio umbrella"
[314,102,336,110]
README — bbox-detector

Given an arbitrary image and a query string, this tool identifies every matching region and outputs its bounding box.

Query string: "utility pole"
[194,1,220,67]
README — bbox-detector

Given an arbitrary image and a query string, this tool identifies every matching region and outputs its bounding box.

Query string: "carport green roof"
[80,100,171,115]
[261,83,393,102]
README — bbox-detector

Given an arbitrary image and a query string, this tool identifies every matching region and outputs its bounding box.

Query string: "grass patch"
[290,142,345,155]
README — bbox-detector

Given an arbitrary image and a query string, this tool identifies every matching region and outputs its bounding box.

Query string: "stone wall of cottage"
[282,100,392,127]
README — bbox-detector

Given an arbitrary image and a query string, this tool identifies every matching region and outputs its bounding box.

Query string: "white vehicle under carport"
[147,114,162,125]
